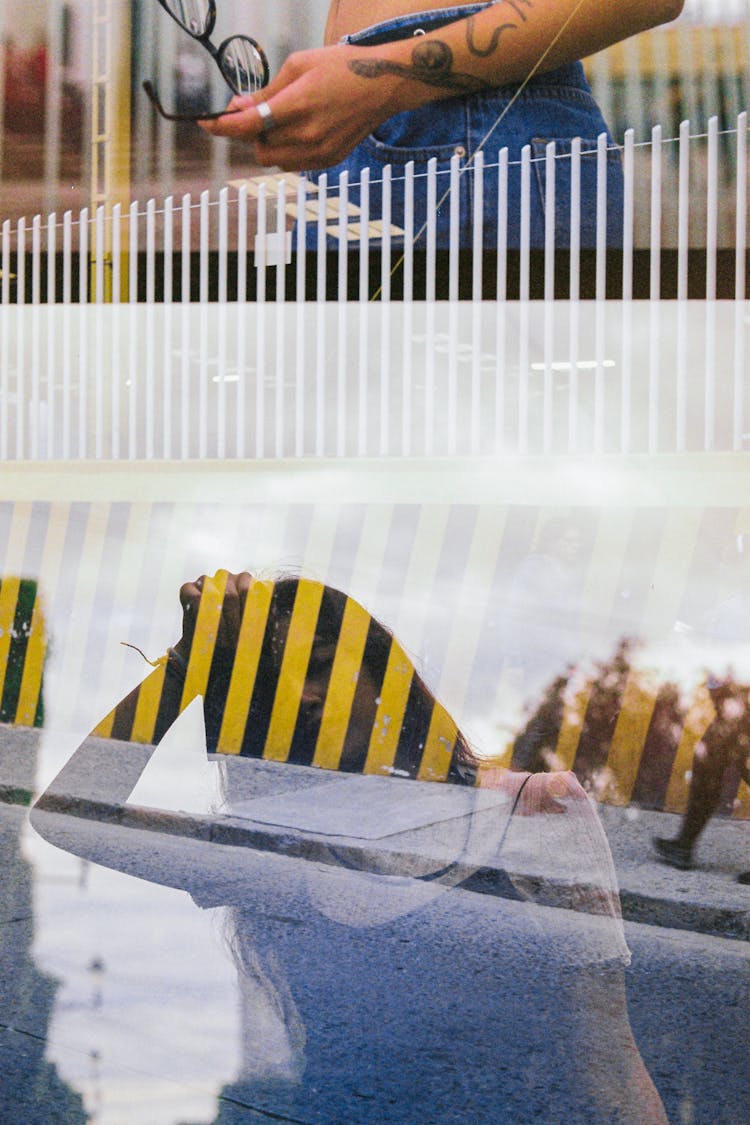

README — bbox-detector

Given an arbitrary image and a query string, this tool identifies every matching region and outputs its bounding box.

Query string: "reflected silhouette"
[31,569,667,1124]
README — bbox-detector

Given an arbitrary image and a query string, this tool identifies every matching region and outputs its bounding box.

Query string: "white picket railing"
[1,299,748,461]
[1,116,748,306]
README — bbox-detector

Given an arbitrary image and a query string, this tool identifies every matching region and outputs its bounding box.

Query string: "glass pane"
[219,36,269,95]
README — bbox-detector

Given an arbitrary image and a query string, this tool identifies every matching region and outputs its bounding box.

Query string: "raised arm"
[200,0,684,169]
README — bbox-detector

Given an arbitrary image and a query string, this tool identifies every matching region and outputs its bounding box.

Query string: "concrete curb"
[20,789,750,942]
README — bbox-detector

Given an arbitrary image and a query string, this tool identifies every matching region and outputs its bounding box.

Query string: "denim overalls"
[307,3,624,249]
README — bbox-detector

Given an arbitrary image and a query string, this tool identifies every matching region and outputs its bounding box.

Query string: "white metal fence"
[1,117,748,306]
[2,300,748,461]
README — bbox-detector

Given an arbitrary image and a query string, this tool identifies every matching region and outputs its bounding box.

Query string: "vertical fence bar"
[30,303,40,459]
[163,195,173,305]
[181,193,191,303]
[650,125,662,301]
[46,215,56,456]
[704,302,716,451]
[0,283,7,455]
[736,112,747,303]
[199,190,210,304]
[677,120,690,302]
[146,198,156,304]
[112,203,121,304]
[621,131,634,302]
[596,133,607,302]
[111,233,120,459]
[95,206,105,305]
[316,173,327,303]
[448,152,460,302]
[359,168,371,302]
[128,303,137,459]
[78,209,89,459]
[734,298,746,452]
[425,158,437,302]
[648,302,660,455]
[471,150,484,301]
[218,186,228,304]
[79,208,89,306]
[63,211,72,304]
[676,300,688,452]
[94,283,103,457]
[542,299,553,454]
[569,137,581,302]
[705,116,719,302]
[1,220,10,305]
[569,300,579,453]
[276,180,287,304]
[237,184,248,305]
[496,148,508,303]
[338,170,349,304]
[32,215,42,305]
[403,162,414,302]
[357,303,368,455]
[381,165,392,303]
[520,145,531,302]
[16,218,26,308]
[256,183,267,304]
[180,303,190,459]
[15,264,25,456]
[128,202,138,304]
[295,177,307,305]
[544,141,556,303]
[43,219,56,320]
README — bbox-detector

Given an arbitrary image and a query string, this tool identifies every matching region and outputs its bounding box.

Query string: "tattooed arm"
[200,0,684,170]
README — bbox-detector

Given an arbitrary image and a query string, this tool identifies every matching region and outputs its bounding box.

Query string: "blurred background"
[0,0,747,242]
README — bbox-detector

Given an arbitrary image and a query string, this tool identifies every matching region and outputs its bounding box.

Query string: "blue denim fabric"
[306,4,624,249]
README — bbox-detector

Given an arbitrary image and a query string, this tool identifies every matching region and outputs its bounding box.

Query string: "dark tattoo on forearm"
[349,40,490,94]
[466,0,534,57]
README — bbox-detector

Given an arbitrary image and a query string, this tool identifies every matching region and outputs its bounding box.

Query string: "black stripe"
[393,676,434,779]
[339,621,391,774]
[286,592,344,766]
[0,580,40,724]
[238,580,298,758]
[630,682,684,810]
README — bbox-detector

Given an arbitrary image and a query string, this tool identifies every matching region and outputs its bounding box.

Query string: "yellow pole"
[91,0,132,301]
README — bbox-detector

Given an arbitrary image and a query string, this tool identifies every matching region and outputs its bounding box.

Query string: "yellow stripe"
[664,684,716,813]
[313,597,371,771]
[0,577,21,707]
[733,780,750,819]
[417,700,458,782]
[364,640,414,776]
[14,591,47,726]
[604,674,659,805]
[216,579,274,755]
[554,682,589,771]
[264,580,324,763]
[180,570,230,711]
[130,665,169,744]
[92,706,117,739]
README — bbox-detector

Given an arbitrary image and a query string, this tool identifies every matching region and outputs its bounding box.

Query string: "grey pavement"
[3,725,750,942]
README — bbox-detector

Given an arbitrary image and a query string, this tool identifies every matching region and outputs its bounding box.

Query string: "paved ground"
[4,725,749,942]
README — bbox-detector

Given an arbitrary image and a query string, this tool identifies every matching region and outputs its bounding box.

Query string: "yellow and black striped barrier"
[0,578,46,729]
[93,574,468,785]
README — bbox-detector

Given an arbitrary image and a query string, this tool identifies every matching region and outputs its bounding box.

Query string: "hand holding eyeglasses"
[144,0,269,122]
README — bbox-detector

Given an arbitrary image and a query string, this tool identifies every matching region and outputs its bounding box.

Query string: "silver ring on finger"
[256,101,275,136]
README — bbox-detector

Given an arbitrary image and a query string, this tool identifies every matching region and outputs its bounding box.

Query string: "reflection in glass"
[29,568,669,1124]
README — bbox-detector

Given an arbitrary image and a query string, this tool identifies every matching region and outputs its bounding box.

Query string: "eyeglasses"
[144,0,269,122]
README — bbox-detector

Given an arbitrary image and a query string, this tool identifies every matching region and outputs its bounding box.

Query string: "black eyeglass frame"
[145,0,270,122]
